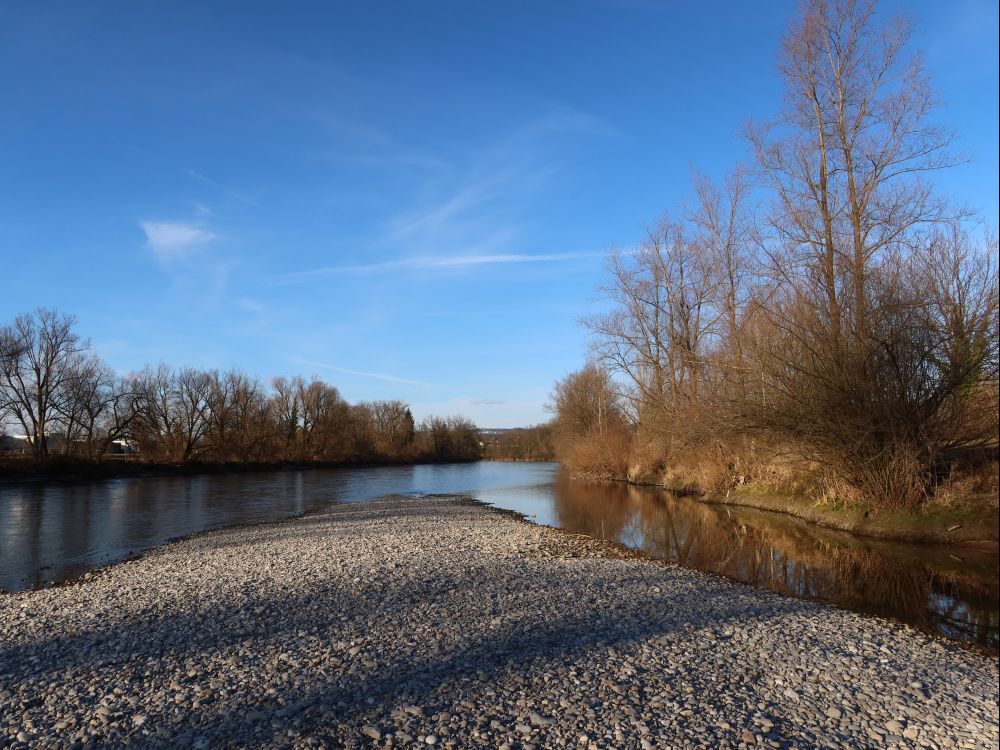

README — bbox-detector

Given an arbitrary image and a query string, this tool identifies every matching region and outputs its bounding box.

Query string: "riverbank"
[1,496,996,749]
[703,487,1000,544]
[597,469,999,544]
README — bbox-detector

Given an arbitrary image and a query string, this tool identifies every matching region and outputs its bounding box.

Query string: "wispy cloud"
[291,357,431,388]
[269,250,603,286]
[387,168,519,242]
[376,109,612,256]
[185,168,257,206]
[139,220,216,263]
[471,399,505,406]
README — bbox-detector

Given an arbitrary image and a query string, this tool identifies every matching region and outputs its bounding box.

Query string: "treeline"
[0,309,480,465]
[481,425,555,461]
[551,0,999,508]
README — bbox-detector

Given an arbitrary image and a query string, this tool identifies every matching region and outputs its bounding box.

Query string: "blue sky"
[2,1,997,427]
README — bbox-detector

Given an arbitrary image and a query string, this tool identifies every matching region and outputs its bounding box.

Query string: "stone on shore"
[0,495,996,749]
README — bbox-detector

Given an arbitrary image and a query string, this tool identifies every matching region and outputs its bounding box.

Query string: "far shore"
[1,495,996,748]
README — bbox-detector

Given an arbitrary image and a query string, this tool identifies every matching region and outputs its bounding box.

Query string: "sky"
[1,0,997,427]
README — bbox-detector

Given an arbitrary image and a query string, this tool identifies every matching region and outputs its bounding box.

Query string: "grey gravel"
[1,495,997,749]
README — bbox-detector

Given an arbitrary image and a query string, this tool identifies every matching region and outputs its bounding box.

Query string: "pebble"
[0,495,996,750]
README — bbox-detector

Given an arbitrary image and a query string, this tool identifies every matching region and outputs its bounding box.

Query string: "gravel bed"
[1,495,997,749]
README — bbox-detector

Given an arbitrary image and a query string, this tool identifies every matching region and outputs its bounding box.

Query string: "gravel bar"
[1,495,997,749]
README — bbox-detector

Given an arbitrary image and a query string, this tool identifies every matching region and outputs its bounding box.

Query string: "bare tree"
[0,327,26,432]
[690,167,756,376]
[130,364,177,460]
[204,370,276,462]
[749,0,959,347]
[296,377,351,460]
[174,368,213,462]
[0,309,87,459]
[737,0,990,505]
[362,399,416,457]
[587,215,720,428]
[547,363,630,477]
[53,355,136,459]
[270,376,302,459]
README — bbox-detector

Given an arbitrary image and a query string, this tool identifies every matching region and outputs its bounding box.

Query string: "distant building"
[107,438,138,456]
[0,435,31,454]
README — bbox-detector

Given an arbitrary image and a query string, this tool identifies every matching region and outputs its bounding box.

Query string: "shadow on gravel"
[0,504,924,748]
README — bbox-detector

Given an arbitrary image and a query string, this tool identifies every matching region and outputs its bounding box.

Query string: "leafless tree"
[296,377,351,460]
[737,0,990,505]
[204,369,272,461]
[587,215,720,430]
[0,309,87,459]
[690,167,756,377]
[53,355,136,459]
[270,375,301,459]
[174,368,214,462]
[362,399,416,457]
[130,364,176,460]
[547,363,630,477]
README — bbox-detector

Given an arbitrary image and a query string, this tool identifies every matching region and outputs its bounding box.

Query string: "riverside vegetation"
[545,0,999,538]
[0,309,481,474]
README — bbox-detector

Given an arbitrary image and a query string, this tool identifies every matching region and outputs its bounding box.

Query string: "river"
[1,461,996,649]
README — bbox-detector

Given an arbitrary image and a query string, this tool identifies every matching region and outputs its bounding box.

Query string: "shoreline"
[5,455,995,544]
[1,495,996,749]
[7,492,997,655]
[700,488,1000,545]
[576,471,1000,545]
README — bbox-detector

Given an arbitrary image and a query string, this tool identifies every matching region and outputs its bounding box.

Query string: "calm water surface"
[1,461,996,649]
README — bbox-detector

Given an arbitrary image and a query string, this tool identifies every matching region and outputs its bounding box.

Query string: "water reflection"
[0,476,314,592]
[550,474,999,650]
[1,462,996,649]
[0,462,558,593]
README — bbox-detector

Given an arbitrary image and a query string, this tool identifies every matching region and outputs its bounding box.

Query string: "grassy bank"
[566,465,999,544]
[703,487,999,544]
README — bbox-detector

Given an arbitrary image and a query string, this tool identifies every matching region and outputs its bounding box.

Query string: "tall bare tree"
[690,167,756,377]
[0,309,87,459]
[53,355,136,459]
[739,0,990,505]
[587,215,719,426]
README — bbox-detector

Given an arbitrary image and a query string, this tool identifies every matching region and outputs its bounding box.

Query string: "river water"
[1,461,996,649]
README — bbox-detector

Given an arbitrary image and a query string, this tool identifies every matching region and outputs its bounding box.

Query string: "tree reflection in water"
[550,472,999,650]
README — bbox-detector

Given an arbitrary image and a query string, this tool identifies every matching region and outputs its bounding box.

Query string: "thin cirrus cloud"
[269,251,604,286]
[139,220,216,264]
[291,357,431,388]
[185,169,257,206]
